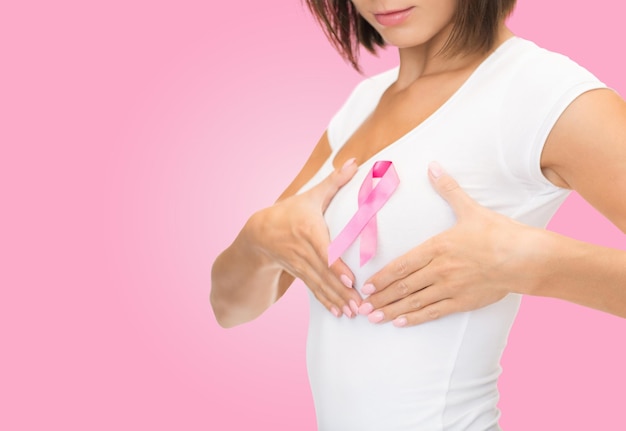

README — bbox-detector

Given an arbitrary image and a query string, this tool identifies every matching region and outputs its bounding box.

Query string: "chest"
[331,71,474,171]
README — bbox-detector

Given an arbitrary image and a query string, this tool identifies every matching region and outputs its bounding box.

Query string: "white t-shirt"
[296,36,606,431]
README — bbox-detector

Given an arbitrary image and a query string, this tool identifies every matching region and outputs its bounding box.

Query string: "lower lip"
[374,7,415,26]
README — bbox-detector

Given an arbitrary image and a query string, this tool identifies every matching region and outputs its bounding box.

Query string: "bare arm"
[527,88,626,314]
[210,132,362,328]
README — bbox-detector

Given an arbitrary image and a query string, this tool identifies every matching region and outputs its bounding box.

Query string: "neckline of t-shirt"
[330,35,522,171]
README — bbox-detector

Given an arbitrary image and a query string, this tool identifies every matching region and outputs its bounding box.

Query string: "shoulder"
[500,38,604,99]
[496,38,608,186]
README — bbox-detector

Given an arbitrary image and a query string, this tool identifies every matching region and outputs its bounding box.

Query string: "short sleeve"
[527,81,607,185]
[499,46,607,189]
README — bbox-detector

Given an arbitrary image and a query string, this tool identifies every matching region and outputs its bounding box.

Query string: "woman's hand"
[244,159,363,318]
[358,162,546,327]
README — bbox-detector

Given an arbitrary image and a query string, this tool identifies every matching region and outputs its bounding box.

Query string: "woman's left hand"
[358,162,547,327]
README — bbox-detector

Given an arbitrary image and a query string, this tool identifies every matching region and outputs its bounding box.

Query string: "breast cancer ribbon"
[327,160,399,267]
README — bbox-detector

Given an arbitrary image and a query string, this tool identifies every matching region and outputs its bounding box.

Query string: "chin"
[380,32,431,49]
[380,22,452,50]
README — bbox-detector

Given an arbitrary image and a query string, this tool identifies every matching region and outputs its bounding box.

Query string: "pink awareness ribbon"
[328,160,400,267]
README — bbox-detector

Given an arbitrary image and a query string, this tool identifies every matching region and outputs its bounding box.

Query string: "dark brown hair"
[302,0,517,73]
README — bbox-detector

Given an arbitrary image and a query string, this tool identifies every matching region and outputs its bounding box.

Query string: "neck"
[394,23,514,90]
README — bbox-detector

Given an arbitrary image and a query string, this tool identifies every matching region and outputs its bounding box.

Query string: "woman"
[211,0,626,429]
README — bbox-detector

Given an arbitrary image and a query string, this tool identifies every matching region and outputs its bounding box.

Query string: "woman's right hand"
[244,158,362,318]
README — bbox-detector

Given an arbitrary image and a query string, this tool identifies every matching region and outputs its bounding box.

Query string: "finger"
[298,268,343,318]
[318,269,360,318]
[330,258,360,316]
[312,157,358,212]
[286,248,351,318]
[363,282,447,324]
[365,266,434,311]
[308,244,362,318]
[391,299,461,328]
[363,237,437,296]
[428,161,479,219]
[330,258,355,289]
[309,221,363,305]
[292,228,361,318]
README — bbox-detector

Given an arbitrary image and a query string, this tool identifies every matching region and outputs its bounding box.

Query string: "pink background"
[2,1,625,430]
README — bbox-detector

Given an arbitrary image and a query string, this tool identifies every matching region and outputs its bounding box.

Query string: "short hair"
[303,0,518,73]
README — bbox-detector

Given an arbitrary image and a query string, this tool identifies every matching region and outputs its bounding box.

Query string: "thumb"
[315,157,358,212]
[428,161,477,219]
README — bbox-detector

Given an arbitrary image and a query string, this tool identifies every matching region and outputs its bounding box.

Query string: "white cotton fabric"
[296,37,606,431]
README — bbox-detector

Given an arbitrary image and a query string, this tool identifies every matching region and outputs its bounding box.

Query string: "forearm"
[519,229,626,318]
[210,220,293,328]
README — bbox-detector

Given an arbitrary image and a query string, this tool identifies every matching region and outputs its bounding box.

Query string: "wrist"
[514,227,589,297]
[510,225,626,317]
[239,209,282,271]
[506,225,563,296]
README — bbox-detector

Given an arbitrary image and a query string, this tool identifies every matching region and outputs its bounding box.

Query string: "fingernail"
[349,299,359,315]
[393,317,408,327]
[368,310,385,323]
[330,307,341,318]
[428,161,444,179]
[358,302,374,315]
[361,283,376,295]
[341,157,356,171]
[342,305,353,318]
[340,274,353,288]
